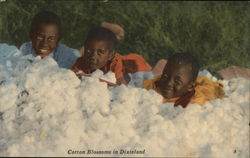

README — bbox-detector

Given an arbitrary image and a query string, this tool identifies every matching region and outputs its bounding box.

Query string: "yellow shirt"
[143,75,225,105]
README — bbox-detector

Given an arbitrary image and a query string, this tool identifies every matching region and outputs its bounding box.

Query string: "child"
[144,53,225,108]
[20,10,81,69]
[79,21,125,55]
[71,26,152,85]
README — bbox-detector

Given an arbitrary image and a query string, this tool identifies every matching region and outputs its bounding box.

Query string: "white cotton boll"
[128,72,144,87]
[224,86,231,96]
[22,107,37,121]
[243,91,250,102]
[64,120,86,142]
[0,44,21,57]
[143,137,165,156]
[23,131,36,144]
[0,65,6,78]
[90,112,104,126]
[0,83,18,112]
[128,71,154,87]
[111,85,131,102]
[99,103,110,114]
[205,73,212,79]
[234,95,245,104]
[139,89,162,105]
[226,78,248,96]
[150,105,159,115]
[2,107,16,122]
[220,79,228,87]
[43,104,63,115]
[240,102,250,119]
[100,71,116,83]
[230,91,244,104]
[211,76,217,82]
[198,69,212,78]
[2,114,16,135]
[7,144,21,157]
[78,79,111,114]
[91,69,104,78]
[159,103,185,120]
[6,60,12,68]
[42,56,58,67]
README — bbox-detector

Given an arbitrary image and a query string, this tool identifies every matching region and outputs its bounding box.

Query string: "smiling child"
[20,10,80,68]
[144,53,225,107]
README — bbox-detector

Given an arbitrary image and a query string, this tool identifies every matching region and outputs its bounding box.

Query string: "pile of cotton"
[0,44,249,157]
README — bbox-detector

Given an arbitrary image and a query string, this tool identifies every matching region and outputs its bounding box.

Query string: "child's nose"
[90,50,99,58]
[90,52,98,60]
[166,78,174,87]
[41,38,49,45]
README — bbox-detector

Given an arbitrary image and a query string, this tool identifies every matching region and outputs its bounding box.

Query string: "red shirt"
[71,53,152,79]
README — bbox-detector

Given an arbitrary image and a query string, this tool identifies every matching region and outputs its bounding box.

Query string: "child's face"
[31,23,59,57]
[156,62,194,99]
[83,39,114,70]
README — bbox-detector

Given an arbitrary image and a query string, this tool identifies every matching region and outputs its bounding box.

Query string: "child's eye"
[97,49,104,54]
[36,36,43,40]
[86,49,92,54]
[175,78,182,85]
[48,36,56,41]
[175,80,180,85]
[163,74,169,79]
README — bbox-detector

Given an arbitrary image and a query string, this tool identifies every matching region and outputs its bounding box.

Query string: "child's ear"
[187,82,195,92]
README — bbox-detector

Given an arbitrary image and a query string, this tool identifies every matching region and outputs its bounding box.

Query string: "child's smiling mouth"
[39,49,50,54]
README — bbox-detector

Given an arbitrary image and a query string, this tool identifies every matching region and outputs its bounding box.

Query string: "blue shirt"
[20,42,81,69]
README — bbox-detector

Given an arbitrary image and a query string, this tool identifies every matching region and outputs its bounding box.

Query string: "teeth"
[40,49,49,53]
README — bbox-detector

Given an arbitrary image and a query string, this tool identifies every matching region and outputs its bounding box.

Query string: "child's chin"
[36,53,49,58]
[89,65,98,70]
[162,93,174,99]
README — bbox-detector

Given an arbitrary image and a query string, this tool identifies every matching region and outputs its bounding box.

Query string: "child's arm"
[77,73,118,87]
[101,21,124,40]
[152,59,167,76]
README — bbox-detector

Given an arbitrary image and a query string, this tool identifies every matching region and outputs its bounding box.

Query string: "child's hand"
[75,71,117,86]
[99,78,117,87]
[101,21,125,40]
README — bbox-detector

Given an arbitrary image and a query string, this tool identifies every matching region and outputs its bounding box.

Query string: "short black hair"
[29,10,62,39]
[168,53,200,81]
[84,26,118,52]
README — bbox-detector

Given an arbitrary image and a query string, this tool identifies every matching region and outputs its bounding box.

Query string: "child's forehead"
[34,23,59,32]
[164,61,193,75]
